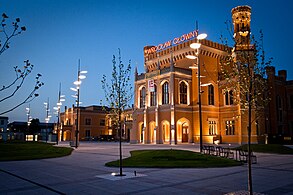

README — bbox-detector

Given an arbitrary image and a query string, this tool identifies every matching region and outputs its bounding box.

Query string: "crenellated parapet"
[143,38,231,72]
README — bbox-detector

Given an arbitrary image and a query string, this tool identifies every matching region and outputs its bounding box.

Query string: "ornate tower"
[232,5,251,50]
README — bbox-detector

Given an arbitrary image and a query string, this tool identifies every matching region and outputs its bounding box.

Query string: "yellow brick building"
[130,5,266,145]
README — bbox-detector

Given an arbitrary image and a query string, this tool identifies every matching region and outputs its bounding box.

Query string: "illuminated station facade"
[130,5,293,145]
[56,5,292,145]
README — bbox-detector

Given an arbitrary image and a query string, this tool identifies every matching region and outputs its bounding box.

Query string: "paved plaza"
[0,142,293,194]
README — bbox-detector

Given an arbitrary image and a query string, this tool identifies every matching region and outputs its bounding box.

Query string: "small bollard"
[134,171,137,176]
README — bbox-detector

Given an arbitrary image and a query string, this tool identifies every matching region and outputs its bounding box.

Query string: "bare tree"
[0,13,44,116]
[101,48,132,176]
[220,18,272,194]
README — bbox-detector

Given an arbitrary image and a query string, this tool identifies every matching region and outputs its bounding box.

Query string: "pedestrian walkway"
[0,142,293,194]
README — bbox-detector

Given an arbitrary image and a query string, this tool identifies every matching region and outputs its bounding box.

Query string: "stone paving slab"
[1,142,293,194]
[95,171,146,181]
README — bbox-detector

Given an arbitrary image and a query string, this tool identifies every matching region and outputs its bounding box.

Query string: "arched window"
[208,85,214,105]
[140,123,144,143]
[162,82,169,104]
[150,85,157,106]
[139,87,146,108]
[179,82,187,104]
[225,120,235,135]
[225,90,233,105]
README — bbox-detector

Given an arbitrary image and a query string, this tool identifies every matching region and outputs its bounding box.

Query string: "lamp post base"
[112,173,126,177]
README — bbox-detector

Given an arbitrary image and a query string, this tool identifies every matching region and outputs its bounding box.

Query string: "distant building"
[6,121,54,141]
[0,116,9,141]
[59,105,133,142]
[266,67,293,143]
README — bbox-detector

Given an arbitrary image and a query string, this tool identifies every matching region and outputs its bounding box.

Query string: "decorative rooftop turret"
[232,5,251,48]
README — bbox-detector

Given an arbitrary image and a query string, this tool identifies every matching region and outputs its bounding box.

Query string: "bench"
[215,146,234,159]
[223,147,234,159]
[237,149,257,164]
[215,146,224,156]
[202,145,216,155]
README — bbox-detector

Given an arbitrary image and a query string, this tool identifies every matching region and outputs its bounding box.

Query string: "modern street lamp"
[44,98,52,143]
[26,105,32,141]
[26,105,32,126]
[54,83,65,145]
[186,28,207,153]
[71,59,87,148]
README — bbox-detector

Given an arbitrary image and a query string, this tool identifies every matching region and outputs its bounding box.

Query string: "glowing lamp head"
[74,80,82,86]
[189,65,198,69]
[200,83,212,87]
[79,75,86,79]
[197,33,207,40]
[80,70,88,74]
[190,43,201,49]
[186,55,197,60]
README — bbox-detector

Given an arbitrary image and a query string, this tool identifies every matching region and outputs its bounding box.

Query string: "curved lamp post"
[186,31,207,153]
[70,60,87,148]
[26,105,32,126]
[44,98,52,143]
[26,105,32,141]
[53,83,65,145]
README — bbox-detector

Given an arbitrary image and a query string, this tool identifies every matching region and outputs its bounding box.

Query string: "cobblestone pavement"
[1,142,293,195]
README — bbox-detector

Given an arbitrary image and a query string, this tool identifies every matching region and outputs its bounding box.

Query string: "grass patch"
[105,149,242,168]
[0,141,73,161]
[234,144,293,154]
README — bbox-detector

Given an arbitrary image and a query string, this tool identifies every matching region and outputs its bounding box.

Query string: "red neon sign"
[145,30,197,54]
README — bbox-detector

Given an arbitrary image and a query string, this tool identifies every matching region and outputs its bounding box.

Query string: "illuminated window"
[208,120,217,135]
[225,120,235,135]
[225,90,234,105]
[125,114,133,121]
[179,82,187,104]
[162,82,169,104]
[150,85,157,106]
[140,123,144,143]
[208,85,214,105]
[139,87,146,108]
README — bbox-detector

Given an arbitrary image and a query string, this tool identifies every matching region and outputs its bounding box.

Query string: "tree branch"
[0,74,43,115]
[0,13,26,55]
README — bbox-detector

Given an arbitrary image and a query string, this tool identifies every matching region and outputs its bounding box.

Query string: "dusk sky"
[1,0,292,123]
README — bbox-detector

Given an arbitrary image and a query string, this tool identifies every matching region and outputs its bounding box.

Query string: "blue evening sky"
[1,0,292,122]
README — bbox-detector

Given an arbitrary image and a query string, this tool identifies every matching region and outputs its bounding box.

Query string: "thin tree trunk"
[248,102,253,194]
[119,108,123,176]
[248,69,253,194]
